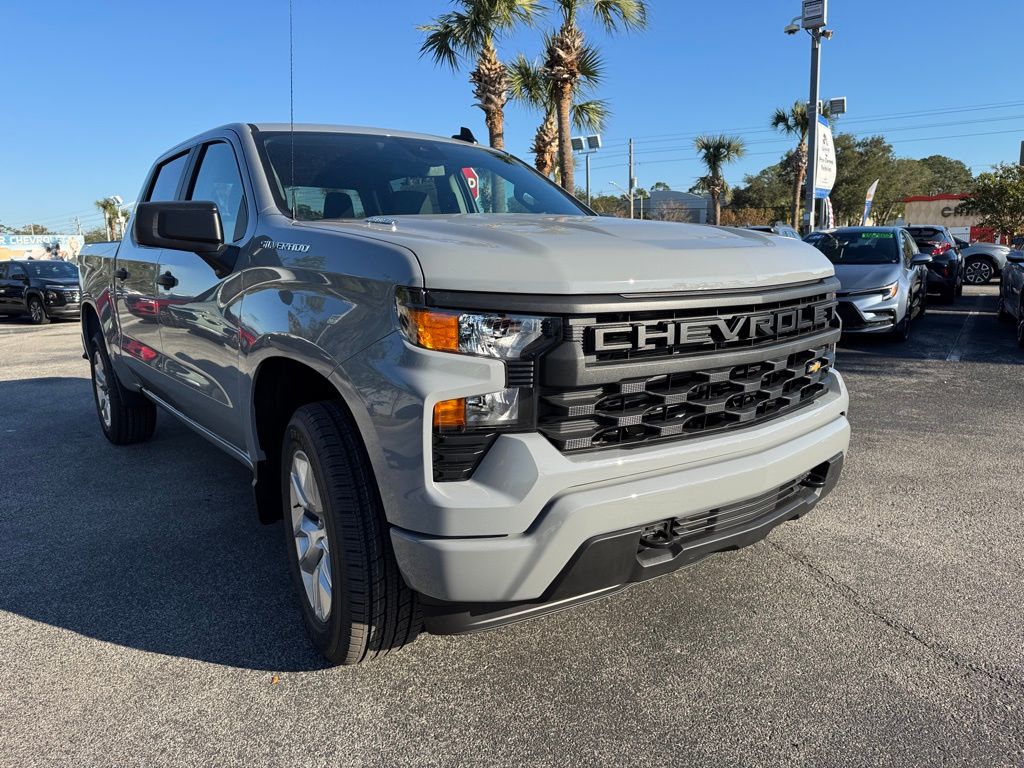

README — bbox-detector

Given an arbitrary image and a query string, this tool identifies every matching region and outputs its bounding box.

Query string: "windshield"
[257,131,589,220]
[23,260,78,279]
[805,231,900,265]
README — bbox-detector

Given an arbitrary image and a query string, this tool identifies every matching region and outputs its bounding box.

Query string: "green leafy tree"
[730,160,792,223]
[770,101,835,229]
[543,0,647,192]
[94,199,130,240]
[650,181,671,191]
[83,227,110,244]
[694,134,745,225]
[960,163,1024,239]
[507,46,608,178]
[919,155,973,195]
[420,0,542,151]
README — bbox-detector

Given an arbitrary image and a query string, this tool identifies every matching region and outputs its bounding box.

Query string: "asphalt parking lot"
[2,285,1023,768]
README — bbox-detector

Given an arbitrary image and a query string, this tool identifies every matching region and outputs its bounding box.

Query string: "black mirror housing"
[910,254,933,266]
[1007,251,1024,264]
[133,201,234,276]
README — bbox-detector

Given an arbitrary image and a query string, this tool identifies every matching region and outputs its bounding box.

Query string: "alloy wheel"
[92,350,112,428]
[30,300,44,323]
[965,260,993,285]
[289,450,332,622]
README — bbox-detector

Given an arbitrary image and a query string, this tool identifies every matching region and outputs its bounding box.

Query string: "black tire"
[28,296,50,325]
[1018,316,1024,349]
[997,295,1012,322]
[964,257,995,285]
[89,332,157,445]
[955,279,964,297]
[281,401,420,665]
[891,311,911,342]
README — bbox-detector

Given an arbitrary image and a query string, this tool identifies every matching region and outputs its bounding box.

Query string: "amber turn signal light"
[433,398,466,429]
[407,308,460,352]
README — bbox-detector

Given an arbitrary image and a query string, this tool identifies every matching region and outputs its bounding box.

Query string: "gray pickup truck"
[78,123,850,664]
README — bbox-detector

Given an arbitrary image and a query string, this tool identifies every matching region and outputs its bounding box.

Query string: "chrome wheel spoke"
[289,449,332,622]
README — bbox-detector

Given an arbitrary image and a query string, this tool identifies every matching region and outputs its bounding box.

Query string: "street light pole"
[805,28,822,234]
[609,181,633,218]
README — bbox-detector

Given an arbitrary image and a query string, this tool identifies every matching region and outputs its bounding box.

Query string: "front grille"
[569,291,837,363]
[538,345,833,452]
[63,290,81,303]
[835,302,863,328]
[638,473,811,551]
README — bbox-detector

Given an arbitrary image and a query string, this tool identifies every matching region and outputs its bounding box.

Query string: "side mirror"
[1007,251,1024,264]
[910,254,932,266]
[133,201,234,276]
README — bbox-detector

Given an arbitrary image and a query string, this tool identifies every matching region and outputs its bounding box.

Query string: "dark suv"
[905,225,964,302]
[0,259,82,324]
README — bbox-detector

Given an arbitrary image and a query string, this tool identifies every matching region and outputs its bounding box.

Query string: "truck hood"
[304,215,834,295]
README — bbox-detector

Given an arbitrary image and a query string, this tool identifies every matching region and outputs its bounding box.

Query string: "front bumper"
[390,370,850,613]
[420,452,844,634]
[836,293,898,334]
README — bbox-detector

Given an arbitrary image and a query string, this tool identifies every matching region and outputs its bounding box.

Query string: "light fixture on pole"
[571,134,602,206]
[608,181,633,218]
[786,0,835,234]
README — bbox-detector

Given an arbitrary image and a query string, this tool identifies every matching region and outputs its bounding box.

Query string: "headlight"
[847,282,898,299]
[397,290,559,471]
[880,282,898,299]
[45,290,59,301]
[396,292,557,360]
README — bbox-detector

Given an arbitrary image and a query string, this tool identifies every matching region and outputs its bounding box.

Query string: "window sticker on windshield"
[860,232,893,239]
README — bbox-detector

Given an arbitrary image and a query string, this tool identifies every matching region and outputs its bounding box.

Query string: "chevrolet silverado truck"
[78,123,850,665]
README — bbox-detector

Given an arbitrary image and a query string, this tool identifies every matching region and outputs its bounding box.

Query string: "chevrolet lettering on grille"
[587,300,837,354]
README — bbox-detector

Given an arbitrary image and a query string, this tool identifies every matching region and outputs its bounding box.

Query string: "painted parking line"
[946,309,979,362]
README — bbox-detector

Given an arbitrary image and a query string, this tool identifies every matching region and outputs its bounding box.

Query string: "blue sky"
[4,0,1023,232]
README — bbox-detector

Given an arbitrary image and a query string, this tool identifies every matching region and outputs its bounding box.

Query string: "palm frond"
[507,54,547,106]
[591,0,648,33]
[571,98,609,131]
[576,41,605,88]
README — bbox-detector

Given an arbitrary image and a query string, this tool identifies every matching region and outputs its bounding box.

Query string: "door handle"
[156,271,179,289]
[114,268,129,280]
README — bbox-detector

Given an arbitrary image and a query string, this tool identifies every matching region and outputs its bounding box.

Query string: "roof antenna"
[452,127,478,144]
[289,0,295,222]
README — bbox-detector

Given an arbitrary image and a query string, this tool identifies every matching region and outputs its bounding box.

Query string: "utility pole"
[628,138,635,220]
[73,217,82,236]
[805,29,822,234]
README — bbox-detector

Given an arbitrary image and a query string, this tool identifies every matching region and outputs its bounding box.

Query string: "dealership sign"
[0,233,84,260]
[814,115,836,199]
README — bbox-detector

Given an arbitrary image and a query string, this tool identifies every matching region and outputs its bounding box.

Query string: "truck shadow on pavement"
[0,376,330,671]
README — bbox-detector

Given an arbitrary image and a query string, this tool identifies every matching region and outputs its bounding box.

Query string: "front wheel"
[891,310,912,342]
[964,257,994,285]
[281,401,420,665]
[28,296,50,325]
[997,296,1012,322]
[1018,317,1024,349]
[89,332,156,444]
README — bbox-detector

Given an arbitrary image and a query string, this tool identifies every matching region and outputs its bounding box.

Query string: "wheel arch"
[248,355,371,524]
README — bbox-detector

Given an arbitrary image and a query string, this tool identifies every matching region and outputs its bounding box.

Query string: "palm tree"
[771,101,835,229]
[693,134,745,226]
[420,0,542,151]
[94,198,130,241]
[507,46,608,178]
[543,0,647,193]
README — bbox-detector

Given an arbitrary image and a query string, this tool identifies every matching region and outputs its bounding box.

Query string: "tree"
[730,160,791,223]
[693,134,745,225]
[543,0,647,193]
[94,199,130,240]
[919,155,973,195]
[960,163,1024,239]
[769,101,835,229]
[420,0,542,151]
[507,46,608,178]
[83,227,109,244]
[650,181,671,191]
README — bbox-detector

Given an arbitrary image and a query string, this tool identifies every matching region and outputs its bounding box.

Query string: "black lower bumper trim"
[421,452,845,635]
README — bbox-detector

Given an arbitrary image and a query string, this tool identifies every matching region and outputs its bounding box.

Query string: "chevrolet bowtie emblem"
[806,360,823,374]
